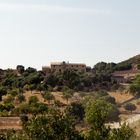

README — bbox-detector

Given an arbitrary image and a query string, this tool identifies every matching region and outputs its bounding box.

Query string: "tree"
[25,67,37,74]
[110,123,135,140]
[0,87,7,101]
[62,87,74,104]
[28,96,38,105]
[101,95,116,105]
[17,94,25,103]
[28,84,35,93]
[85,99,135,140]
[43,92,54,104]
[124,103,137,113]
[16,65,25,74]
[85,99,112,140]
[21,110,83,140]
[62,69,81,89]
[37,84,45,93]
[65,102,85,121]
[107,104,120,122]
[129,84,140,96]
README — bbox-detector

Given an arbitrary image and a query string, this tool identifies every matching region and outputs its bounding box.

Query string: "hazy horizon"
[0,0,140,70]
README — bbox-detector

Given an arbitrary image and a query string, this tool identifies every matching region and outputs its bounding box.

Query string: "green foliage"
[65,102,85,121]
[3,95,14,104]
[110,123,136,140]
[21,110,83,140]
[0,103,14,112]
[84,99,112,139]
[0,87,7,101]
[128,75,140,97]
[13,101,48,115]
[43,92,54,103]
[85,99,112,127]
[85,99,134,140]
[8,89,19,97]
[115,62,132,71]
[16,65,25,74]
[129,84,140,96]
[62,87,74,103]
[94,62,116,74]
[0,130,28,140]
[133,75,140,85]
[92,90,109,99]
[107,104,120,122]
[28,96,38,105]
[101,95,116,105]
[16,94,25,103]
[137,64,140,70]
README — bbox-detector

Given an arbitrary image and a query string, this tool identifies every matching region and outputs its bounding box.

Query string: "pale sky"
[0,0,140,69]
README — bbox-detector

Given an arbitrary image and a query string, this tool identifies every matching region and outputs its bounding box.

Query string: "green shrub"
[18,103,30,114]
[3,95,14,104]
[17,94,25,103]
[101,95,116,105]
[43,92,54,103]
[28,96,38,105]
[4,103,15,112]
[8,89,19,97]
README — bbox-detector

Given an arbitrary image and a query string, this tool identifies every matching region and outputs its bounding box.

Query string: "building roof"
[112,70,140,76]
[51,62,86,66]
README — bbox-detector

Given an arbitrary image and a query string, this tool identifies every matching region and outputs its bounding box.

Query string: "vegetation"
[0,54,140,139]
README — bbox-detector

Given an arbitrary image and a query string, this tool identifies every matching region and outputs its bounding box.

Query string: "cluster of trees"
[0,99,135,140]
[0,64,117,98]
[0,61,139,139]
[129,75,140,97]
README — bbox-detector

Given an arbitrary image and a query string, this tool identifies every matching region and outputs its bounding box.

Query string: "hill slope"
[115,54,140,71]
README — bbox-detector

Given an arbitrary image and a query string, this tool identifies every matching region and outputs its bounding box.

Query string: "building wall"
[51,62,86,73]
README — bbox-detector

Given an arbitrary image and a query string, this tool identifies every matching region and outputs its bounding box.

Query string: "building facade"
[42,61,87,74]
[51,61,86,73]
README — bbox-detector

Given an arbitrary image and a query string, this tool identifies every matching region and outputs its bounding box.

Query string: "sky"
[0,0,140,70]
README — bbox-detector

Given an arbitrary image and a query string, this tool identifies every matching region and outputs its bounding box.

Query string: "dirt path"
[0,117,22,130]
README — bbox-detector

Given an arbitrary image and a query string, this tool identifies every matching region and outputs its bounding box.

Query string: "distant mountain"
[115,54,140,71]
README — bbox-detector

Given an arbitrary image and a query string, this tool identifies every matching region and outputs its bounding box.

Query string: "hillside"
[115,54,140,71]
[122,54,140,64]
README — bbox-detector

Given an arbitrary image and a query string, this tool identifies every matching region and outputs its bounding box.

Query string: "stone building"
[51,61,86,73]
[42,61,87,74]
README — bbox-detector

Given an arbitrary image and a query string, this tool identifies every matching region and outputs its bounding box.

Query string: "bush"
[43,92,54,103]
[101,95,116,105]
[28,96,38,105]
[17,103,30,114]
[129,76,140,97]
[3,95,14,104]
[93,90,108,98]
[8,89,19,97]
[107,104,120,122]
[65,102,85,121]
[4,103,15,112]
[17,94,25,103]
[54,100,63,107]
[0,104,5,112]
[34,103,48,114]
